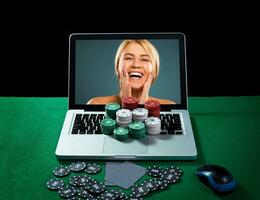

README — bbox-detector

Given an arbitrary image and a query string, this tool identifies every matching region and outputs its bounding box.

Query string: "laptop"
[55,32,197,160]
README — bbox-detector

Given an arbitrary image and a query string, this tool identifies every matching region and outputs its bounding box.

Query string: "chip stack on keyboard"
[105,103,121,119]
[122,96,138,110]
[144,99,161,118]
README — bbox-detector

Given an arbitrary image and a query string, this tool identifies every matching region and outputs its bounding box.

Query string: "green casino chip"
[113,127,129,140]
[100,118,117,135]
[105,103,120,119]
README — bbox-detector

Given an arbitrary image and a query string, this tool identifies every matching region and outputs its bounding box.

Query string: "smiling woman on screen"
[87,39,175,105]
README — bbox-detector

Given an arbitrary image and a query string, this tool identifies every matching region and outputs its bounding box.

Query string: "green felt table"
[0,96,260,200]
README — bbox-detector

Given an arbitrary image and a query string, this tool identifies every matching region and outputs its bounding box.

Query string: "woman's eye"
[124,57,132,60]
[142,59,149,62]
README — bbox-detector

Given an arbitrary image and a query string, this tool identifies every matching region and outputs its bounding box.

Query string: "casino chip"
[122,96,138,110]
[161,170,180,184]
[143,179,160,192]
[164,166,183,177]
[156,178,169,190]
[77,187,94,199]
[116,109,132,127]
[128,121,146,139]
[100,118,117,135]
[105,103,121,119]
[84,180,106,194]
[145,117,161,135]
[132,108,148,122]
[58,186,77,198]
[84,163,101,174]
[131,183,150,198]
[99,190,119,200]
[144,100,161,118]
[69,175,79,187]
[53,166,71,177]
[75,175,93,186]
[69,161,87,172]
[147,165,163,177]
[46,178,64,191]
[113,127,129,141]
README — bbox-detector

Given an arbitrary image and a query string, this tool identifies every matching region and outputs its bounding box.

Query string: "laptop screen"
[69,33,187,111]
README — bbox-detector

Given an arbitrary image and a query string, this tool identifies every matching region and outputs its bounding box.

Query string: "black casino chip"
[143,179,159,192]
[84,180,106,194]
[131,183,150,198]
[161,170,180,184]
[69,161,87,172]
[53,166,71,177]
[146,165,163,177]
[84,163,101,174]
[156,178,169,190]
[111,190,127,200]
[58,186,77,198]
[75,175,92,186]
[69,175,79,187]
[67,197,81,200]
[99,190,119,200]
[165,166,183,176]
[46,178,64,191]
[77,187,94,198]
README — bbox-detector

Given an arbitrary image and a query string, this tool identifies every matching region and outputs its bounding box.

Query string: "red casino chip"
[144,100,161,117]
[122,96,138,110]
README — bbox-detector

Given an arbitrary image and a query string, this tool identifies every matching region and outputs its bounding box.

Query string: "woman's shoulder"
[87,95,121,105]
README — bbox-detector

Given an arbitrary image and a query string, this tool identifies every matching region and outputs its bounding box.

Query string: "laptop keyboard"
[71,113,183,135]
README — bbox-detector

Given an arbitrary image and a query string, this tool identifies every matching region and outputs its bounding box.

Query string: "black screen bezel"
[69,33,188,111]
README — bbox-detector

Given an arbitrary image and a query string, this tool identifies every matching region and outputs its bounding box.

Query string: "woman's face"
[118,42,153,90]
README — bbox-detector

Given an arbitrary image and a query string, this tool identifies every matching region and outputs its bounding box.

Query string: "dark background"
[2,4,259,97]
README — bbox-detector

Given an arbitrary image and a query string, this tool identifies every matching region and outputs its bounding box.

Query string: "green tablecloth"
[0,96,259,200]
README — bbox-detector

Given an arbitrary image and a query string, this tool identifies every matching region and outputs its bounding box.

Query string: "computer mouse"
[196,164,236,193]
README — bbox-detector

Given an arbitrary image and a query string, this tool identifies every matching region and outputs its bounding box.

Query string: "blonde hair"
[114,39,160,84]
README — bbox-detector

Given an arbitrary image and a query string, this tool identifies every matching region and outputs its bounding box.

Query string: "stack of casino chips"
[128,121,146,139]
[145,117,161,135]
[105,103,121,119]
[116,109,132,127]
[132,108,148,122]
[144,100,161,117]
[122,96,138,110]
[113,127,129,140]
[100,118,117,135]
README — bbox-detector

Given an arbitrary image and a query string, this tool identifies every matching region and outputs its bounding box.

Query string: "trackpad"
[103,136,148,155]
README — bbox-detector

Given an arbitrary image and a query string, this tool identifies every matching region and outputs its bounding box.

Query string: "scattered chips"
[46,162,183,199]
[46,178,64,190]
[53,166,71,177]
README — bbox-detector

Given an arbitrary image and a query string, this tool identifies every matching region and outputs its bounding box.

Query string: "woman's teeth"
[129,72,143,78]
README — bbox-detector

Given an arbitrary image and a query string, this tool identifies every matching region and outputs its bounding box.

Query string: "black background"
[2,4,259,97]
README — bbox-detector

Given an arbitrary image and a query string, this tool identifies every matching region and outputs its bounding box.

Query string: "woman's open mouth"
[129,72,143,79]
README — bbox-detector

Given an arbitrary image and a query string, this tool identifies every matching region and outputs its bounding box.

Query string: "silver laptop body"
[55,33,197,160]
